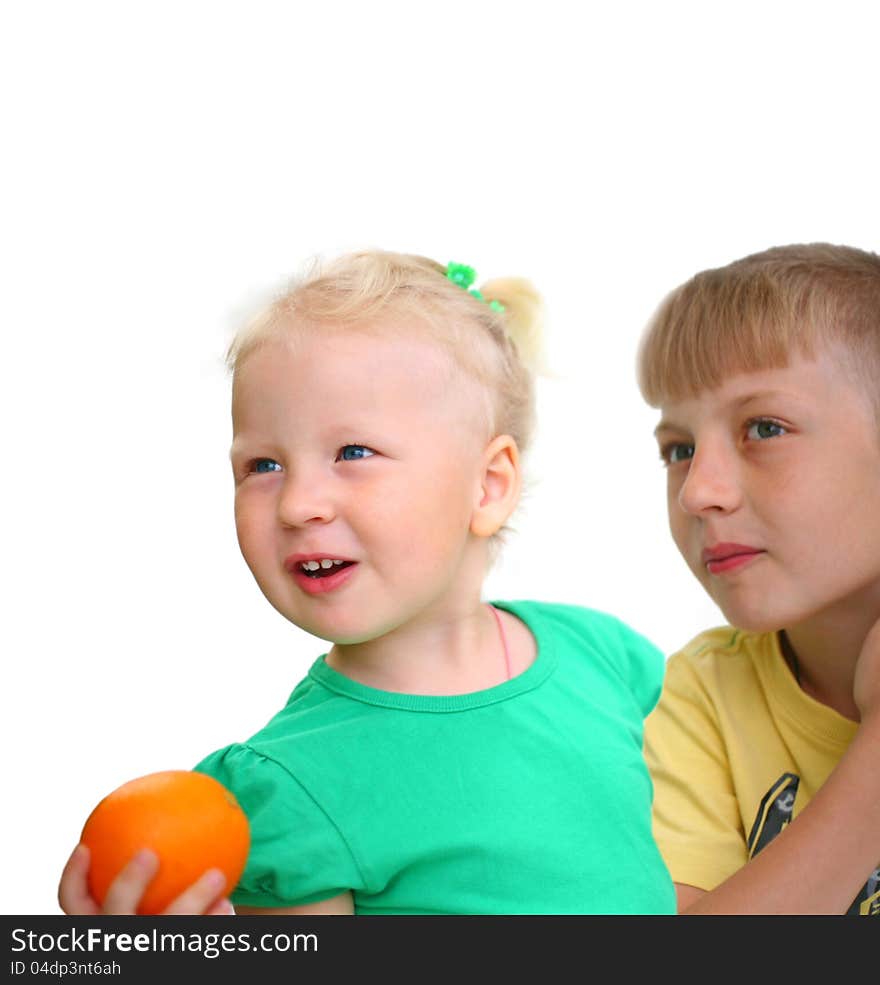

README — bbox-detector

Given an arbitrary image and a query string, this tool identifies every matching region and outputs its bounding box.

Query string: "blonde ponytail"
[480,277,545,375]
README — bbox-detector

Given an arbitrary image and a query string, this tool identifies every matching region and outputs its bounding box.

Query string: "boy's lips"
[702,542,765,575]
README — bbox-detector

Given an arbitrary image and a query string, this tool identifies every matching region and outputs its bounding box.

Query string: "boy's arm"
[674,620,880,915]
[675,714,880,913]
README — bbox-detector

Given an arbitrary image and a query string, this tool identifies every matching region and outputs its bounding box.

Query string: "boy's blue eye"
[662,443,694,465]
[337,445,375,462]
[747,420,787,440]
[252,458,282,473]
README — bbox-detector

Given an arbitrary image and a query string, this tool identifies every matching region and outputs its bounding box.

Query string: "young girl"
[59,251,675,915]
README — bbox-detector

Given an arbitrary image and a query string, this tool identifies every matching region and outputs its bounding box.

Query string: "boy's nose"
[277,475,336,527]
[676,444,742,516]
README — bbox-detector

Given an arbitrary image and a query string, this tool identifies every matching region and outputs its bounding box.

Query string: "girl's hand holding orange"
[58,843,234,915]
[59,770,250,915]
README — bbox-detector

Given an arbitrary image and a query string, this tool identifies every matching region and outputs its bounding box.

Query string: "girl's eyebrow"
[229,436,264,461]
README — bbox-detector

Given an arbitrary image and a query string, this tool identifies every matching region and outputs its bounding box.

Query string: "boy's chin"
[715,604,787,636]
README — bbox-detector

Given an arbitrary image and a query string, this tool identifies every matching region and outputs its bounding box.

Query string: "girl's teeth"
[301,559,347,571]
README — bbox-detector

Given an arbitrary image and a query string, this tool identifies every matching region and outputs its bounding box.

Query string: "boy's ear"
[470,434,522,538]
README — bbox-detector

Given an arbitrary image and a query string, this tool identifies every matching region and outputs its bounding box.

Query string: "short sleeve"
[643,654,749,890]
[194,743,367,908]
[611,616,667,719]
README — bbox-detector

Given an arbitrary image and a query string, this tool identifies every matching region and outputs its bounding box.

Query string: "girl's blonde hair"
[637,243,880,414]
[228,250,545,455]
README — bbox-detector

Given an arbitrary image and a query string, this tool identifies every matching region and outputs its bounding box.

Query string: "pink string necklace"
[488,604,512,682]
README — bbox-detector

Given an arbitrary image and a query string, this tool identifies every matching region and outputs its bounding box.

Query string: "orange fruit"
[80,769,250,915]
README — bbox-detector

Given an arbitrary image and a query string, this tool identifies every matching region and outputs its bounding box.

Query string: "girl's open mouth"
[289,560,358,595]
[299,559,356,578]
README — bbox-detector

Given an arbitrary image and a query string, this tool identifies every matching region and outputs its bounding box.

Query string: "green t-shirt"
[195,600,675,914]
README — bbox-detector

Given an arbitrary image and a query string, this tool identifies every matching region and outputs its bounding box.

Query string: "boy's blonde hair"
[228,250,545,455]
[637,243,880,414]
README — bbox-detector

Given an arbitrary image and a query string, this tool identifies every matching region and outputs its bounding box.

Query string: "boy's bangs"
[637,275,816,407]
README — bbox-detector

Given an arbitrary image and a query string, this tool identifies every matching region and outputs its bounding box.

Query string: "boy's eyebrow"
[653,418,686,437]
[728,388,801,407]
[654,387,807,437]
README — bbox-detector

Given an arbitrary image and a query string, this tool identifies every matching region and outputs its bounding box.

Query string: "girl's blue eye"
[661,443,694,465]
[252,458,282,473]
[747,419,787,440]
[337,445,375,462]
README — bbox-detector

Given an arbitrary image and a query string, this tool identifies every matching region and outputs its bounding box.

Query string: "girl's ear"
[470,434,522,538]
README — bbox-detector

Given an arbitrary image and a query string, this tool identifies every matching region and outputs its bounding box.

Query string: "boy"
[637,243,880,914]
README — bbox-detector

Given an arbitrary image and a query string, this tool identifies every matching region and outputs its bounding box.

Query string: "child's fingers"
[161,868,229,915]
[57,844,100,915]
[101,849,160,914]
[207,896,236,916]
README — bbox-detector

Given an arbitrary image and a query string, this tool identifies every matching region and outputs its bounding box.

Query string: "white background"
[2,1,877,914]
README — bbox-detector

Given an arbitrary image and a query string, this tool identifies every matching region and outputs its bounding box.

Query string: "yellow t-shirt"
[644,626,878,914]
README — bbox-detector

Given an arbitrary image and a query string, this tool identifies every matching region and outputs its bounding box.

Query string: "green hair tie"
[445,262,506,313]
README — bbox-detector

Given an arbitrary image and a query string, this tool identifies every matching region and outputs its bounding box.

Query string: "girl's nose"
[277,474,336,527]
[677,443,742,516]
